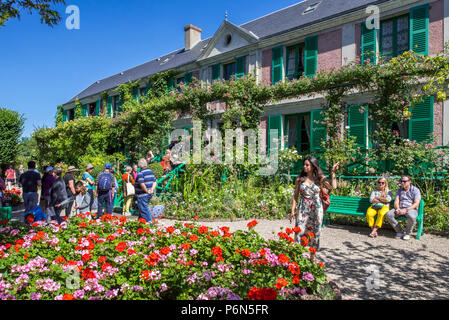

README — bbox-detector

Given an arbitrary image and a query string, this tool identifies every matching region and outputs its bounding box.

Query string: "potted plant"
[149,196,165,219]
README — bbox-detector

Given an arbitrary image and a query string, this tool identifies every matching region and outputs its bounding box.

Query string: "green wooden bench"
[0,207,12,222]
[322,196,425,239]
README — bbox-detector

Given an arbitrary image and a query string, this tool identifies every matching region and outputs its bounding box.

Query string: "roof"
[65,0,386,105]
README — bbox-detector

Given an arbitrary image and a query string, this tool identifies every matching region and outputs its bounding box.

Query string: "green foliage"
[78,153,126,180]
[0,0,66,28]
[55,105,64,126]
[32,116,119,167]
[0,107,25,167]
[148,162,164,180]
[74,99,82,119]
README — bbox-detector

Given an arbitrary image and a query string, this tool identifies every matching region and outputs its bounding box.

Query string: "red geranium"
[127,248,137,256]
[189,235,198,242]
[247,220,258,228]
[181,243,191,250]
[275,278,289,289]
[115,242,127,252]
[160,247,171,255]
[300,236,309,247]
[278,254,289,264]
[309,247,317,254]
[63,293,75,300]
[101,263,112,271]
[166,226,175,234]
[98,256,107,263]
[54,256,66,264]
[82,253,91,262]
[145,252,160,266]
[198,226,208,234]
[247,287,278,300]
[240,249,251,257]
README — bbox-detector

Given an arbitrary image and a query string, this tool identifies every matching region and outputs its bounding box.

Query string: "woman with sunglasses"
[366,177,393,238]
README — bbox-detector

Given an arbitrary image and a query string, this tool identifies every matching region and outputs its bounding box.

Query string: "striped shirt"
[136,168,156,197]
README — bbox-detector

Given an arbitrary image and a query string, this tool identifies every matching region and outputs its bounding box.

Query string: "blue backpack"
[98,172,113,192]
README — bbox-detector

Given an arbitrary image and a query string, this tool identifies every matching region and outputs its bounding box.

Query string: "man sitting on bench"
[385,175,421,240]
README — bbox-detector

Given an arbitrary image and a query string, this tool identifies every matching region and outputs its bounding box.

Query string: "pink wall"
[259,116,268,150]
[261,49,272,85]
[317,29,342,72]
[429,0,444,55]
[434,100,443,145]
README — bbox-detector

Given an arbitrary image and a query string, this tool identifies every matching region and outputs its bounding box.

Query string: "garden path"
[10,208,449,300]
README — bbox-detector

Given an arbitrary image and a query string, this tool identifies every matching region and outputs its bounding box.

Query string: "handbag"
[124,174,135,197]
[371,203,384,210]
[320,187,331,213]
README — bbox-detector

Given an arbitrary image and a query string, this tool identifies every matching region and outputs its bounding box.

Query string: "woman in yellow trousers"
[367,177,393,238]
[121,166,135,217]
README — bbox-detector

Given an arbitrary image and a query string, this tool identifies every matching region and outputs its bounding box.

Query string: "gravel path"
[10,209,449,300]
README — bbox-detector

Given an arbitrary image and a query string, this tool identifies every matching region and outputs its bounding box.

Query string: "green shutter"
[305,36,318,78]
[184,72,192,84]
[62,109,67,122]
[310,109,327,154]
[268,115,283,151]
[361,22,377,66]
[348,105,368,149]
[145,83,152,96]
[410,4,429,56]
[167,77,174,94]
[409,95,434,142]
[235,56,245,79]
[107,97,112,118]
[132,87,138,101]
[95,99,101,116]
[272,46,284,85]
[212,64,220,82]
[81,104,87,117]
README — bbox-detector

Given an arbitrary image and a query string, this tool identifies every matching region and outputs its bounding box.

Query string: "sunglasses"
[400,180,410,183]
[377,182,385,185]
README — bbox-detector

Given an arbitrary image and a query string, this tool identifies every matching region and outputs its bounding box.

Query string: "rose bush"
[0,214,329,300]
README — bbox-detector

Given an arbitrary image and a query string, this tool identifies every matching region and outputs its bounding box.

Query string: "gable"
[199,20,258,60]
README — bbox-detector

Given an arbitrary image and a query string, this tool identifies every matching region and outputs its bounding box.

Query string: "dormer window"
[303,2,320,15]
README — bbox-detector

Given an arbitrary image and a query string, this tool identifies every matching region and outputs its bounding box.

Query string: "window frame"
[379,13,410,62]
[285,43,305,80]
[223,61,236,81]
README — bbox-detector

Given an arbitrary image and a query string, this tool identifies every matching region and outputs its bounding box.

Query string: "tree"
[0,107,25,167]
[0,0,66,28]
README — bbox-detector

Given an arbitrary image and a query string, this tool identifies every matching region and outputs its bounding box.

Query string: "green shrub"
[148,162,164,180]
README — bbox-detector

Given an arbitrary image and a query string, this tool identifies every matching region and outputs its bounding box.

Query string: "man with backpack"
[95,163,116,219]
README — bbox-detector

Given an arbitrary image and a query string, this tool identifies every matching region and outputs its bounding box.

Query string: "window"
[88,103,96,116]
[112,96,120,118]
[380,14,409,62]
[303,2,320,15]
[223,62,236,81]
[286,44,305,79]
[176,77,185,92]
[68,108,75,121]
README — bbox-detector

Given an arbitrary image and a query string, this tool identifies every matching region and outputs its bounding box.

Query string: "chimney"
[184,24,202,50]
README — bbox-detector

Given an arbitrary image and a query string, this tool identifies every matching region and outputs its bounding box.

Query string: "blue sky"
[0,0,303,137]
